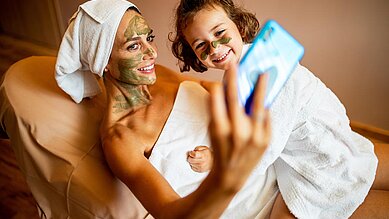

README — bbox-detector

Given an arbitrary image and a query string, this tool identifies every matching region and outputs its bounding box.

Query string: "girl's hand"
[208,65,271,191]
[187,146,213,173]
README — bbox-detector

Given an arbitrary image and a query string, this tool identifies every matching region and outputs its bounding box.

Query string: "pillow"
[0,56,149,218]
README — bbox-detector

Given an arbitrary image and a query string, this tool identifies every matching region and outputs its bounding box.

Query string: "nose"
[143,44,157,60]
[209,40,220,56]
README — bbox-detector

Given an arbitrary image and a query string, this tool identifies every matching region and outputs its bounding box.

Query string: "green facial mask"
[200,37,232,61]
[110,14,155,113]
[212,37,231,48]
[118,14,155,84]
[112,89,150,113]
[125,14,151,39]
[118,54,143,82]
[200,46,211,60]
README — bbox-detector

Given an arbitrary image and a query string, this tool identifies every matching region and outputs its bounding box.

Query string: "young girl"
[171,0,387,218]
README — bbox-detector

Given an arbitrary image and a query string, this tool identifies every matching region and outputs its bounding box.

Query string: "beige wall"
[1,0,387,130]
[131,0,389,130]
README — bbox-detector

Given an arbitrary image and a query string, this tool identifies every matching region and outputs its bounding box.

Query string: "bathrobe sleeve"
[274,66,378,219]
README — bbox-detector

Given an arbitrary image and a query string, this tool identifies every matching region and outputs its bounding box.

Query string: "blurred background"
[1,0,387,131]
[0,0,388,218]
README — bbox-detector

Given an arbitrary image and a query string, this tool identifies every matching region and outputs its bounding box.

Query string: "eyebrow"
[191,24,223,47]
[125,29,154,44]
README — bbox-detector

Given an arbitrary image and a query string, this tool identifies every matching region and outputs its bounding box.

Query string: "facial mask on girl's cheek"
[211,37,231,48]
[201,37,232,60]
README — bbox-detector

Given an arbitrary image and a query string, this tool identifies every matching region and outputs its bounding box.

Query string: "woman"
[101,8,272,218]
[56,0,271,218]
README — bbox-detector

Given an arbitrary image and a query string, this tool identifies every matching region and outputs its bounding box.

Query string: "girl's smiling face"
[183,5,243,71]
[107,10,158,85]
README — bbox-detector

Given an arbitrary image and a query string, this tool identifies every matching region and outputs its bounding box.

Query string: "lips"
[212,49,231,63]
[138,63,155,74]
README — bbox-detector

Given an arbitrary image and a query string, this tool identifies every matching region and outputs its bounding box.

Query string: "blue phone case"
[237,20,304,114]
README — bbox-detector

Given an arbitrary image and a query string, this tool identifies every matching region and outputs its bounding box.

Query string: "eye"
[195,42,205,50]
[215,29,225,37]
[127,43,140,51]
[147,34,156,42]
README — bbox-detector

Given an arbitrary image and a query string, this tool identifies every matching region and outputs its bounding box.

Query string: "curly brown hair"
[170,0,260,72]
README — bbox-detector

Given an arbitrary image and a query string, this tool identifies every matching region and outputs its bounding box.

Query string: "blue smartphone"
[237,20,304,114]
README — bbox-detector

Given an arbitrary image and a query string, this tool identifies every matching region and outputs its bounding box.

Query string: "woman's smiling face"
[183,5,243,71]
[107,9,158,85]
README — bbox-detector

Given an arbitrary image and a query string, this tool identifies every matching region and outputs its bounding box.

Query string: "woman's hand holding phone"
[207,64,271,192]
[238,20,304,113]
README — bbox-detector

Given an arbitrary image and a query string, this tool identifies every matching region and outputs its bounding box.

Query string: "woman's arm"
[101,66,271,218]
[101,125,181,215]
[101,125,236,218]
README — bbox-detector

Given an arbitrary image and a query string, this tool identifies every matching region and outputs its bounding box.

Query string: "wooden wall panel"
[0,0,61,49]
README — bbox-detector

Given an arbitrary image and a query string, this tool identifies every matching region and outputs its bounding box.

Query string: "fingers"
[209,83,228,130]
[208,67,271,158]
[250,73,271,147]
[188,150,201,159]
[224,65,243,121]
[190,165,208,173]
[224,65,248,152]
[208,83,230,164]
[187,150,206,173]
[187,146,210,160]
[193,145,210,151]
[251,73,268,122]
[251,109,271,150]
[187,149,212,173]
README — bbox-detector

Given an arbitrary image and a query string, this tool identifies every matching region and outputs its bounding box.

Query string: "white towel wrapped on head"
[55,0,139,103]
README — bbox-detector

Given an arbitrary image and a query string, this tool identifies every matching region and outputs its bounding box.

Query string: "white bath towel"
[55,0,139,103]
[149,81,279,218]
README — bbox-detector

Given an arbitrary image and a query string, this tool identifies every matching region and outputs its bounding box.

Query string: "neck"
[110,80,152,114]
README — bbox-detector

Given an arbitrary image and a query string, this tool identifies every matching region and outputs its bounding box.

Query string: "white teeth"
[139,64,154,71]
[215,51,229,61]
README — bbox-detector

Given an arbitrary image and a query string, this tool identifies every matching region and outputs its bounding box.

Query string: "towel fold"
[265,63,377,219]
[55,0,139,103]
[237,44,377,218]
[149,81,279,218]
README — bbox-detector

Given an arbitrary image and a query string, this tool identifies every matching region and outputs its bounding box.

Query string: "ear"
[104,57,113,73]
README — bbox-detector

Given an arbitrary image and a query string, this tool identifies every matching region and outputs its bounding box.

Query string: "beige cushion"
[0,56,148,218]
